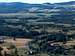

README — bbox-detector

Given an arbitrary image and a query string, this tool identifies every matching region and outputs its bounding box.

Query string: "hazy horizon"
[0,0,75,4]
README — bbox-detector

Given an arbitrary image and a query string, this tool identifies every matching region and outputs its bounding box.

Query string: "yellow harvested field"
[65,40,75,46]
[2,38,32,48]
[48,40,75,47]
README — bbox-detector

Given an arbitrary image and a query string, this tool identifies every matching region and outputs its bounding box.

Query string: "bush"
[9,45,16,49]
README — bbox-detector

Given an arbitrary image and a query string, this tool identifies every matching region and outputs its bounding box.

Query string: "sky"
[0,0,75,4]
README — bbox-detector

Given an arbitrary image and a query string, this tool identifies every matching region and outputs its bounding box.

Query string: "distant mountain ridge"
[55,1,75,5]
[0,1,74,13]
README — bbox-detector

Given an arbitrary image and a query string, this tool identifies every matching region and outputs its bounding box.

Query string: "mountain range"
[0,1,75,36]
[0,1,75,13]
